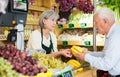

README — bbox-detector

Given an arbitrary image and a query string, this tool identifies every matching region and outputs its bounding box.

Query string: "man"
[73,8,120,77]
[0,0,8,46]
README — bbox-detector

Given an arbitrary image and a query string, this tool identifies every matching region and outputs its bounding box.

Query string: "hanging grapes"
[55,0,94,14]
[76,0,94,13]
[55,0,77,12]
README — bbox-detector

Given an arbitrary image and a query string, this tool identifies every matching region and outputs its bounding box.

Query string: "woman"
[27,10,72,58]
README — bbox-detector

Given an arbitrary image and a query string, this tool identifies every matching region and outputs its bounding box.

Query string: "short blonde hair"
[39,10,59,28]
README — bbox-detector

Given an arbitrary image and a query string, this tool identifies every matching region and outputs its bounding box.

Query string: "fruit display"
[21,69,53,77]
[57,29,105,46]
[55,0,94,14]
[57,29,85,41]
[32,52,67,69]
[67,59,81,68]
[71,46,84,55]
[68,9,83,24]
[35,69,53,77]
[0,44,47,76]
[82,33,105,44]
[0,44,71,77]
[68,12,93,24]
[55,0,77,12]
[0,57,21,77]
[76,0,94,13]
[67,59,83,72]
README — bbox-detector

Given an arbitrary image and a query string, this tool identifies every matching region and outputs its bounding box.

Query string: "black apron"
[41,32,54,54]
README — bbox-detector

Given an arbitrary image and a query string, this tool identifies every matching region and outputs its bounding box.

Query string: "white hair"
[0,0,8,14]
[94,8,115,22]
[39,10,59,28]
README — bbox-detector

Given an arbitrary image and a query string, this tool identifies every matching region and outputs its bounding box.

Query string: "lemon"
[21,76,29,77]
[37,73,47,77]
[46,70,53,77]
[77,68,83,72]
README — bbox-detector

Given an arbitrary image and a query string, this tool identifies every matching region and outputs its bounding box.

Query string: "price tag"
[69,24,74,29]
[61,70,73,77]
[80,23,87,28]
[62,41,68,46]
[84,41,91,46]
[58,24,63,29]
[18,0,22,1]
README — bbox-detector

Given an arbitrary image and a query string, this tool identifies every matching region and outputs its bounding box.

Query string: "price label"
[84,41,91,46]
[61,70,73,77]
[18,0,22,1]
[58,24,63,29]
[62,41,68,46]
[69,24,74,29]
[80,23,87,28]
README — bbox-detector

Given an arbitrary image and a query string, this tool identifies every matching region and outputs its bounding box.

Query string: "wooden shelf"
[74,69,97,77]
[57,23,93,29]
[57,40,83,46]
[29,5,49,12]
[26,21,38,25]
[96,41,105,46]
[57,40,104,46]
[0,35,29,41]
[0,35,7,41]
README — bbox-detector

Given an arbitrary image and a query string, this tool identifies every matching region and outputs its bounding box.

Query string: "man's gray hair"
[94,8,115,22]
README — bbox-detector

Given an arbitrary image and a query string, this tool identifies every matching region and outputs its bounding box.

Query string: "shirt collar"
[106,23,116,38]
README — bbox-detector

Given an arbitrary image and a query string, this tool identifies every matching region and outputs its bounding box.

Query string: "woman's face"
[43,16,57,31]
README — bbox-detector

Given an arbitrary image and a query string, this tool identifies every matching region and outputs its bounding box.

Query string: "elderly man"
[73,8,120,77]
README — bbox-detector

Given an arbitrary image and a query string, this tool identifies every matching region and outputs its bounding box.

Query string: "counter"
[74,68,97,77]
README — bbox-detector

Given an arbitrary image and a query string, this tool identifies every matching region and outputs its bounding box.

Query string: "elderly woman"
[27,10,72,58]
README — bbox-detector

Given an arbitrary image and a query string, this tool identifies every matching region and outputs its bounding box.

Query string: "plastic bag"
[0,0,8,14]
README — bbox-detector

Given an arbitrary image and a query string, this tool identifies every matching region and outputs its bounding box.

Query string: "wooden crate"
[74,69,97,77]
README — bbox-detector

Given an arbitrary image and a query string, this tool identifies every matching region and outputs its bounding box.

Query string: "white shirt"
[85,23,120,75]
[26,30,58,53]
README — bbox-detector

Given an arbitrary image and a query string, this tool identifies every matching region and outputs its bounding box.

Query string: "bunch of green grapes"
[0,57,21,77]
[32,52,67,69]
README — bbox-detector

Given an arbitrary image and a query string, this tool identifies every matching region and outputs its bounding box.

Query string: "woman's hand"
[48,49,72,58]
[60,49,72,58]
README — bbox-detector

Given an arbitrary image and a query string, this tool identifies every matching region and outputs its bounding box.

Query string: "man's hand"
[74,52,87,60]
[73,48,88,60]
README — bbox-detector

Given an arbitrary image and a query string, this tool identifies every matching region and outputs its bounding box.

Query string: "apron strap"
[41,28,54,54]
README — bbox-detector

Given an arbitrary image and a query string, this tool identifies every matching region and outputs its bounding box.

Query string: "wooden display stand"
[74,69,97,77]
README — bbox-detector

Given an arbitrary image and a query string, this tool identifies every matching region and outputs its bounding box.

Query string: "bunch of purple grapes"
[0,44,47,76]
[76,0,94,13]
[55,0,77,12]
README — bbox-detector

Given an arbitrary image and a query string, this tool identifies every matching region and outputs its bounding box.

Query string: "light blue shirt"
[85,23,120,75]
